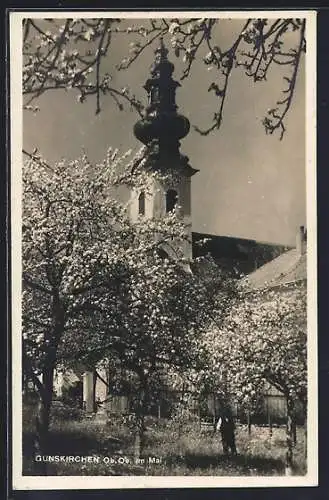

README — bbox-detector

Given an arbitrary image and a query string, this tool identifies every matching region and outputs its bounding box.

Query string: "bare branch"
[263,19,305,139]
[195,19,252,136]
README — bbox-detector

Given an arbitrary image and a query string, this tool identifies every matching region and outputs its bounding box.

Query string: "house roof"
[242,248,307,291]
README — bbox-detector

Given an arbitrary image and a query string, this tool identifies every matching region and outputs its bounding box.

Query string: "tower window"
[157,248,169,260]
[138,192,145,215]
[166,189,178,213]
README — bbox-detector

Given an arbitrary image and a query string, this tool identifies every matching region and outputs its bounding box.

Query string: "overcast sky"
[23,18,307,246]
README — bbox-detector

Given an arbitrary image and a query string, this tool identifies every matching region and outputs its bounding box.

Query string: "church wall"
[179,176,191,217]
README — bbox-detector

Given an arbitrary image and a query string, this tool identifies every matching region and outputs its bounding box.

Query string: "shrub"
[166,402,200,437]
[50,401,84,422]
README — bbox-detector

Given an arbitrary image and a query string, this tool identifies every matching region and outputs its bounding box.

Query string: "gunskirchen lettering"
[35,455,100,463]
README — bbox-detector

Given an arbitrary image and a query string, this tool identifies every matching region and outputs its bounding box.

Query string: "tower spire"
[156,37,169,63]
[130,40,198,261]
[133,38,198,177]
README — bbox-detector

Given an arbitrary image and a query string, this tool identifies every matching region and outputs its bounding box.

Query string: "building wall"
[129,174,193,260]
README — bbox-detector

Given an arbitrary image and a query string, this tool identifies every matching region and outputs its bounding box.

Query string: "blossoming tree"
[22,148,222,461]
[201,282,307,471]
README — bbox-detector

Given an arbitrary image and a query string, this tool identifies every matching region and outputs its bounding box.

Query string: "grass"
[23,402,307,476]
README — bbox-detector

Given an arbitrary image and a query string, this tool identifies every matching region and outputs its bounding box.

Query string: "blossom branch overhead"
[116,17,306,138]
[23,18,144,116]
[23,17,306,139]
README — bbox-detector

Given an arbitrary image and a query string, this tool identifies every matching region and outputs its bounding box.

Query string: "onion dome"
[133,38,197,177]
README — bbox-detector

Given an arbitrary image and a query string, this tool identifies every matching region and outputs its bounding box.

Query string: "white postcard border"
[10,9,318,490]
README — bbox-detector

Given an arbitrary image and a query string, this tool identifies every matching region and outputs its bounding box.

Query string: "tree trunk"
[247,410,251,436]
[285,397,295,476]
[303,403,307,459]
[92,369,97,413]
[292,419,297,446]
[134,415,145,461]
[133,380,147,461]
[134,403,145,460]
[24,291,65,475]
[33,365,54,475]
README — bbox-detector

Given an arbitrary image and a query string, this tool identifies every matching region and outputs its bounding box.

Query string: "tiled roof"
[242,248,307,291]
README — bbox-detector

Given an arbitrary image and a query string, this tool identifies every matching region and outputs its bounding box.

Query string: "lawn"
[23,402,307,476]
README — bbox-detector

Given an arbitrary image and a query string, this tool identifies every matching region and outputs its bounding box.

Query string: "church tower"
[82,40,198,413]
[130,38,198,260]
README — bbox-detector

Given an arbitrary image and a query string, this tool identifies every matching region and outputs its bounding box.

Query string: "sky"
[23,17,307,246]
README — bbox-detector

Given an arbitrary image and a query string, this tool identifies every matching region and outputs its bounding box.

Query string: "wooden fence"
[102,389,305,426]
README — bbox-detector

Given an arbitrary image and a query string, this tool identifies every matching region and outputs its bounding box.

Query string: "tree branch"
[262,19,306,139]
[23,275,53,295]
[194,19,252,136]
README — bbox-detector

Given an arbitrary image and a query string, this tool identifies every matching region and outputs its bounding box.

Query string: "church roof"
[242,248,307,291]
[192,231,289,277]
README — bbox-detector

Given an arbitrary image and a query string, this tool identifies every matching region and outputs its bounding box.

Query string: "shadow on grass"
[23,428,123,457]
[166,452,285,475]
[49,430,123,455]
[22,428,126,476]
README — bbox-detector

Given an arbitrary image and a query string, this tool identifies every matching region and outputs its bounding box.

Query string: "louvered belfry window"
[166,189,178,213]
[138,191,145,215]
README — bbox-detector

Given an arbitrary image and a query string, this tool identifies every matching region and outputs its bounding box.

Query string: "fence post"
[198,400,201,430]
[213,393,217,433]
[157,400,161,423]
[285,398,294,476]
[268,404,273,438]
